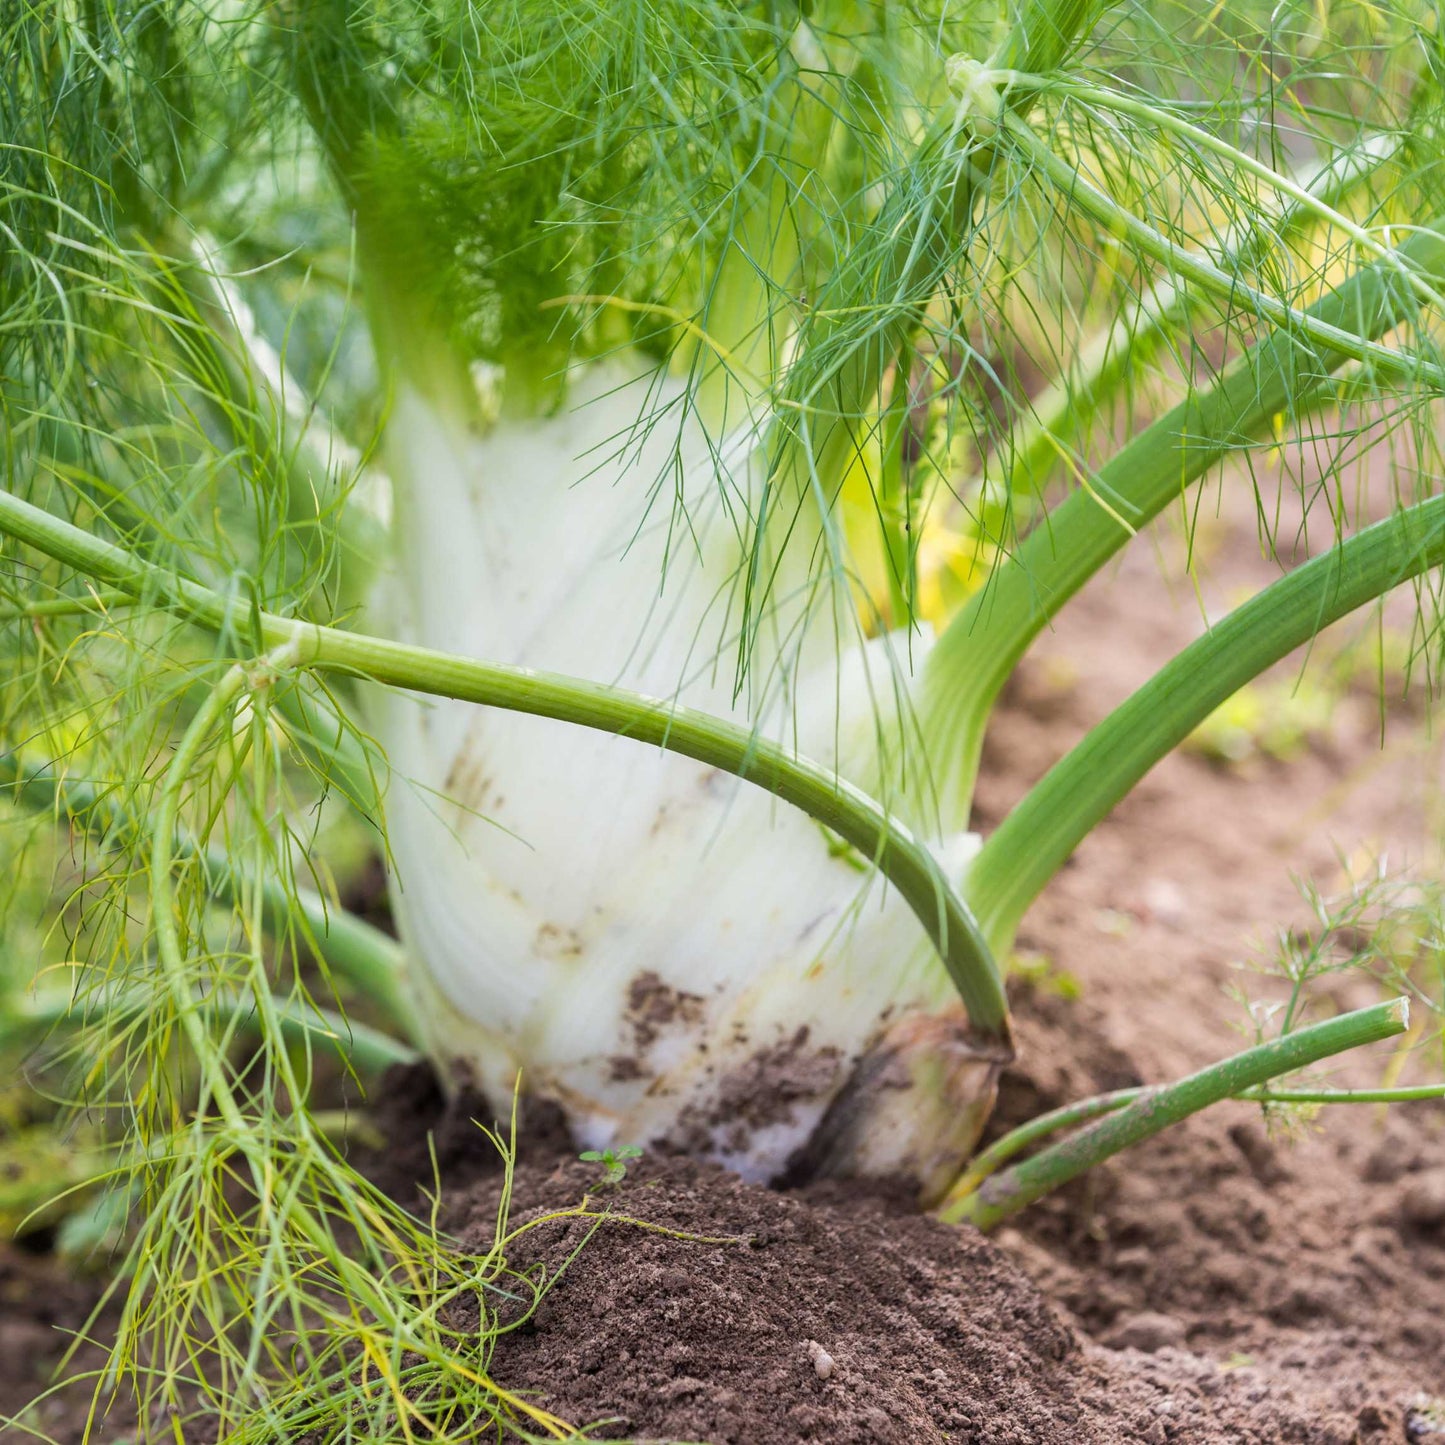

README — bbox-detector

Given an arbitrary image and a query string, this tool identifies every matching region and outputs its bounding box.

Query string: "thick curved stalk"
[945,998,1410,1228]
[0,485,1010,1043]
[735,0,1116,655]
[966,495,1445,953]
[941,1076,1445,1209]
[921,218,1445,821]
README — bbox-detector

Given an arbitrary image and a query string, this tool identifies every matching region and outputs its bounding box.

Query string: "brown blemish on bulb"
[673,1027,845,1156]
[697,768,730,798]
[626,970,706,1051]
[535,921,585,960]
[441,730,485,801]
[607,1055,648,1083]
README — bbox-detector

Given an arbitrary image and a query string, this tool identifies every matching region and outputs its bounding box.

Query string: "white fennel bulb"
[374,359,999,1196]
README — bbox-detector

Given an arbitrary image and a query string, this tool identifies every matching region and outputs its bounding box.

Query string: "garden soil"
[5,488,1445,1442]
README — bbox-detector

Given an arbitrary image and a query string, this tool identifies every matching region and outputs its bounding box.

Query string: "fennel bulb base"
[407,953,1002,1205]
[374,353,1000,1202]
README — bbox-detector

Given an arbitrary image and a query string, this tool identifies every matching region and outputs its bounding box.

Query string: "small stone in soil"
[805,1339,836,1380]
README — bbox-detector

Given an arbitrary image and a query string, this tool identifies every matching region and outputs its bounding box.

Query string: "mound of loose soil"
[347,1075,1439,1445]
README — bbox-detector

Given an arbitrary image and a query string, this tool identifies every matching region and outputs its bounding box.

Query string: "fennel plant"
[4,0,1445,1437]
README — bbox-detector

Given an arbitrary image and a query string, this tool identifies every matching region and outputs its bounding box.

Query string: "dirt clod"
[1401,1167,1445,1229]
[1106,1312,1188,1353]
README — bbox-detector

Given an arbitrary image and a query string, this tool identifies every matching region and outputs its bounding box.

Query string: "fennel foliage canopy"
[4,0,1445,1439]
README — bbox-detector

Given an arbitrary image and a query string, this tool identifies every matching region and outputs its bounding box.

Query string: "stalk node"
[945,56,1009,139]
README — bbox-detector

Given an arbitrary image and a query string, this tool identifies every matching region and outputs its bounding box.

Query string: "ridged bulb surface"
[375,362,994,1191]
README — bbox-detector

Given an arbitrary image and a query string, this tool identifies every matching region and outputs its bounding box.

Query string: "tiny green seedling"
[579,1145,643,1185]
